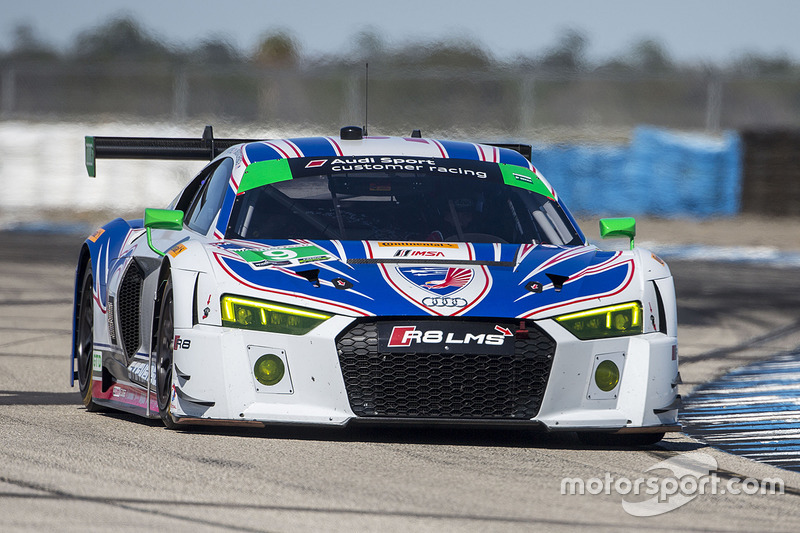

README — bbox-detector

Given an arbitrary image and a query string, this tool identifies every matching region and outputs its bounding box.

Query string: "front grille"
[336,320,555,419]
[117,263,143,359]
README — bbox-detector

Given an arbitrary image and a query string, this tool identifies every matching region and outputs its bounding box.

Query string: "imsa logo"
[393,249,446,258]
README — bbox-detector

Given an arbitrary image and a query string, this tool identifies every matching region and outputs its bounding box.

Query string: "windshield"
[225,157,582,245]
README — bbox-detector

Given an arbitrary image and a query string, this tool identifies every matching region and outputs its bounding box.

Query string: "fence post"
[1,68,15,118]
[341,73,361,128]
[705,70,722,132]
[172,68,188,120]
[519,74,535,136]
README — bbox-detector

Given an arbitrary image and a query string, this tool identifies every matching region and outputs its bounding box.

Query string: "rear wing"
[85,125,255,177]
[488,143,532,162]
[85,125,533,177]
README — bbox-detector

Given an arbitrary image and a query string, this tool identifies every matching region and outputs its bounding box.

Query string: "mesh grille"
[336,320,555,419]
[118,264,142,359]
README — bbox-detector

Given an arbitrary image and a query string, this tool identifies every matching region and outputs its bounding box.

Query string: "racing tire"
[577,431,665,447]
[155,278,178,429]
[76,263,101,411]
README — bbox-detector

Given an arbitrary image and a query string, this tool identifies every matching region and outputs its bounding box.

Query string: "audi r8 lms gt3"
[71,126,680,444]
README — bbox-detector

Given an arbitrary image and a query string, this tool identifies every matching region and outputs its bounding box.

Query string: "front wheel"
[155,278,178,429]
[75,263,101,411]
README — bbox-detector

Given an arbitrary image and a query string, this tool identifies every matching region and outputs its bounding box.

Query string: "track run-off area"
[2,224,800,532]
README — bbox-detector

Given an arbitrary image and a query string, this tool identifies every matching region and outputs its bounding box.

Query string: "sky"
[2,0,800,65]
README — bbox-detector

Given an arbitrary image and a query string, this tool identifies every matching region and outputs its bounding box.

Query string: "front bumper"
[168,316,680,433]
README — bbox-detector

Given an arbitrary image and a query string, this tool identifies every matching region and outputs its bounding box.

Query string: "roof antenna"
[363,63,369,137]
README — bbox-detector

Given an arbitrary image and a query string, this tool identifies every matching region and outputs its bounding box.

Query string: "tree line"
[2,15,797,76]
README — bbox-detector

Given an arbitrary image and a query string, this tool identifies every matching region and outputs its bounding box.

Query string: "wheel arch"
[151,257,199,352]
[70,243,93,387]
[151,258,173,357]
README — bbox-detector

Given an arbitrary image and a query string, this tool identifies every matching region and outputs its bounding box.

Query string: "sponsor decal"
[103,382,149,408]
[499,163,555,199]
[394,249,446,258]
[366,240,470,262]
[327,157,435,173]
[297,157,491,179]
[88,228,105,243]
[379,321,514,355]
[233,244,335,269]
[167,243,187,258]
[378,242,458,248]
[173,335,191,350]
[92,350,102,372]
[128,360,156,387]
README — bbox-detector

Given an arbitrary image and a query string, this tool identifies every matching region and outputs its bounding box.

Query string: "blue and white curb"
[681,352,800,472]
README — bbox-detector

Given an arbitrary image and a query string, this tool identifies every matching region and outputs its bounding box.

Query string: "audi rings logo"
[422,296,468,308]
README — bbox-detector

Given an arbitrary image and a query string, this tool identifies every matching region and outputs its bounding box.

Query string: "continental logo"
[378,242,458,248]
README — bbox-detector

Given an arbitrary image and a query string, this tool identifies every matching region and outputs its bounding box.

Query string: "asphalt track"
[2,231,800,532]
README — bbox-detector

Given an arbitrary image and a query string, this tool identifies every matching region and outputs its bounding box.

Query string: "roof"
[241,136,534,170]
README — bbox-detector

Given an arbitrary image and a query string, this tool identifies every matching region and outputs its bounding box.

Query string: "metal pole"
[1,68,16,118]
[705,70,722,132]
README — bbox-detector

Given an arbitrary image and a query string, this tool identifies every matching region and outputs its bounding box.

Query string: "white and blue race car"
[71,126,680,444]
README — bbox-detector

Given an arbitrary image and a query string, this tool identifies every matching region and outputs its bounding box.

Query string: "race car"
[70,125,680,444]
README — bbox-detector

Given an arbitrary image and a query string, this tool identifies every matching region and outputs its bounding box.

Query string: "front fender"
[153,239,214,332]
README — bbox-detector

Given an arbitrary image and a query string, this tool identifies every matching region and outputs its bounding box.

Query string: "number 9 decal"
[261,249,298,260]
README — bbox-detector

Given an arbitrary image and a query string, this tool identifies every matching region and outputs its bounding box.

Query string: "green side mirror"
[145,208,184,231]
[144,208,184,256]
[599,217,636,250]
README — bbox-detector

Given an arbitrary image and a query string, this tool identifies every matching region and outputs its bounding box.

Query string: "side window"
[172,172,209,214]
[184,158,234,235]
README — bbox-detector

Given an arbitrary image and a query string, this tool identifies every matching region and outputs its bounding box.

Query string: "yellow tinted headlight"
[555,302,643,340]
[221,295,331,335]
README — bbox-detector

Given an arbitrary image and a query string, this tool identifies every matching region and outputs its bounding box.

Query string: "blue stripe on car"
[437,140,480,161]
[288,137,339,157]
[498,148,532,168]
[245,142,284,163]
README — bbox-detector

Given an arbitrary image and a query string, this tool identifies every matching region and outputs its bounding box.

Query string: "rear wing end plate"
[85,125,256,177]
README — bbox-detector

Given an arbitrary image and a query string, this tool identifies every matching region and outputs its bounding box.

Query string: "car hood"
[205,239,637,319]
